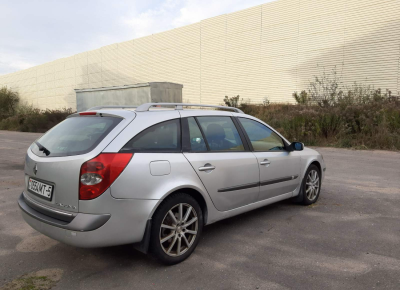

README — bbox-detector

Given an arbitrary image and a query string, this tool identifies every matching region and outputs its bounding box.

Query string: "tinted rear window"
[120,119,181,153]
[31,116,121,157]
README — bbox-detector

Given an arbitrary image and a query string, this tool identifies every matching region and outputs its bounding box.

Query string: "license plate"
[28,178,53,200]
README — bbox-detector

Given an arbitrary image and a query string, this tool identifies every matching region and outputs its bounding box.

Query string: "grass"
[1,276,53,290]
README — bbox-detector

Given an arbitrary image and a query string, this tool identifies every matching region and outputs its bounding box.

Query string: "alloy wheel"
[306,169,320,201]
[159,203,198,257]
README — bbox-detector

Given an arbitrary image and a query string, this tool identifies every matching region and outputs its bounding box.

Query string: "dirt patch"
[0,268,63,290]
[16,235,58,252]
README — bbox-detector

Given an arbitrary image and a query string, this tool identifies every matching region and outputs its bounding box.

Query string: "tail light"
[79,153,133,200]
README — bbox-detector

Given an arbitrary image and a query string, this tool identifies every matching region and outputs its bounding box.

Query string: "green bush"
[238,100,400,150]
[227,69,400,150]
[223,95,242,108]
[292,90,309,105]
[0,86,20,119]
[0,103,73,133]
[292,67,396,108]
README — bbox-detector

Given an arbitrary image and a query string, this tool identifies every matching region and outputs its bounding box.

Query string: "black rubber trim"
[23,193,75,222]
[234,116,254,151]
[19,193,70,226]
[217,175,298,192]
[231,117,251,151]
[218,182,260,192]
[181,117,191,152]
[135,219,152,254]
[194,117,211,151]
[18,193,110,231]
[260,175,298,186]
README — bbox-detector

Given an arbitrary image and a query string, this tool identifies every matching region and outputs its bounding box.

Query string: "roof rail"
[135,103,244,113]
[86,105,137,111]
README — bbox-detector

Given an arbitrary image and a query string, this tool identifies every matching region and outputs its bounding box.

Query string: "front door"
[182,116,260,211]
[238,117,301,200]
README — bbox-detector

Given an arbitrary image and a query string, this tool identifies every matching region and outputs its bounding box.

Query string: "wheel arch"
[136,187,209,254]
[151,187,209,225]
[310,160,322,175]
[293,159,322,203]
[302,159,322,180]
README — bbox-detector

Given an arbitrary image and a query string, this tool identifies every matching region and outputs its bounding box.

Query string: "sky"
[0,0,275,75]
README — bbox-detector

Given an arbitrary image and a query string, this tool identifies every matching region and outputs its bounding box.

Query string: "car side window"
[238,118,285,151]
[186,117,207,152]
[120,119,181,152]
[197,116,244,151]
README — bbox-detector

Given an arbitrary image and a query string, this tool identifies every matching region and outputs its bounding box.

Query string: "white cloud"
[8,60,37,71]
[123,8,168,38]
[0,0,275,75]
[123,0,272,38]
[172,0,236,27]
[0,52,37,74]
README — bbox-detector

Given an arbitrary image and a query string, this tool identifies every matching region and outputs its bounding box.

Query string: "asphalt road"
[1,130,399,290]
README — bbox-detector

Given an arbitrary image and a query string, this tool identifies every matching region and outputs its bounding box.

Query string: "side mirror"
[288,142,304,151]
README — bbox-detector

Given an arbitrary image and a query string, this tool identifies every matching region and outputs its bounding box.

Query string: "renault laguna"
[18,103,325,264]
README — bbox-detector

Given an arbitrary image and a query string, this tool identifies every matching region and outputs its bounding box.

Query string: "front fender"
[292,148,326,197]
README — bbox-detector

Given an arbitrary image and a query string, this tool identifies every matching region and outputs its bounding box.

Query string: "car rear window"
[120,119,181,153]
[31,116,122,157]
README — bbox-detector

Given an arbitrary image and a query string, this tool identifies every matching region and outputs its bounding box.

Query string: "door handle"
[199,163,216,172]
[260,159,271,166]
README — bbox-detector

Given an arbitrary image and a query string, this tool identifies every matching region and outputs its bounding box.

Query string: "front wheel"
[150,193,203,265]
[300,165,321,205]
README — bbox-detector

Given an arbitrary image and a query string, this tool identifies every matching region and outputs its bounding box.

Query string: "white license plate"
[28,178,53,200]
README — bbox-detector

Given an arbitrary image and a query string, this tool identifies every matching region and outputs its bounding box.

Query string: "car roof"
[82,103,245,119]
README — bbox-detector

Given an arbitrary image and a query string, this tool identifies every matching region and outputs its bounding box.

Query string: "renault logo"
[33,164,38,175]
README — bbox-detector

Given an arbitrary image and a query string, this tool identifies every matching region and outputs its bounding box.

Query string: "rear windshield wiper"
[35,141,51,156]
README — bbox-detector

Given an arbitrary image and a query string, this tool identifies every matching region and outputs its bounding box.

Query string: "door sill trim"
[260,175,298,186]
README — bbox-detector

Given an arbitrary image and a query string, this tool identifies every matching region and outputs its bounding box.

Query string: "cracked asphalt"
[1,130,399,290]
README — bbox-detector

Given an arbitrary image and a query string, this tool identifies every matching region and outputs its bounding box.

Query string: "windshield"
[31,116,122,157]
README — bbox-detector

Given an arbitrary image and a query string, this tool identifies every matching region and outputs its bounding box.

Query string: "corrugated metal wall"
[0,0,399,110]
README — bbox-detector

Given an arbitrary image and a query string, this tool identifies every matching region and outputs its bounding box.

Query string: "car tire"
[297,164,321,205]
[150,192,203,265]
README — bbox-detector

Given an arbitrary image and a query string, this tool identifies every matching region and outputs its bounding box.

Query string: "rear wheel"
[150,193,203,265]
[299,165,321,205]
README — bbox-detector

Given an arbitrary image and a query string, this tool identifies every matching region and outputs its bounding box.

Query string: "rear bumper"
[18,191,159,248]
[18,193,110,231]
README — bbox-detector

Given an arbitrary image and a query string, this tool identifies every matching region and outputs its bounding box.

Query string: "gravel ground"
[0,130,399,290]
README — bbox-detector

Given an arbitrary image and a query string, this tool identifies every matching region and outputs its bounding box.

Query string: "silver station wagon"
[19,103,326,264]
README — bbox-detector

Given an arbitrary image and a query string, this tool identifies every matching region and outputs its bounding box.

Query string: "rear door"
[237,117,301,201]
[182,115,260,212]
[24,113,130,212]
